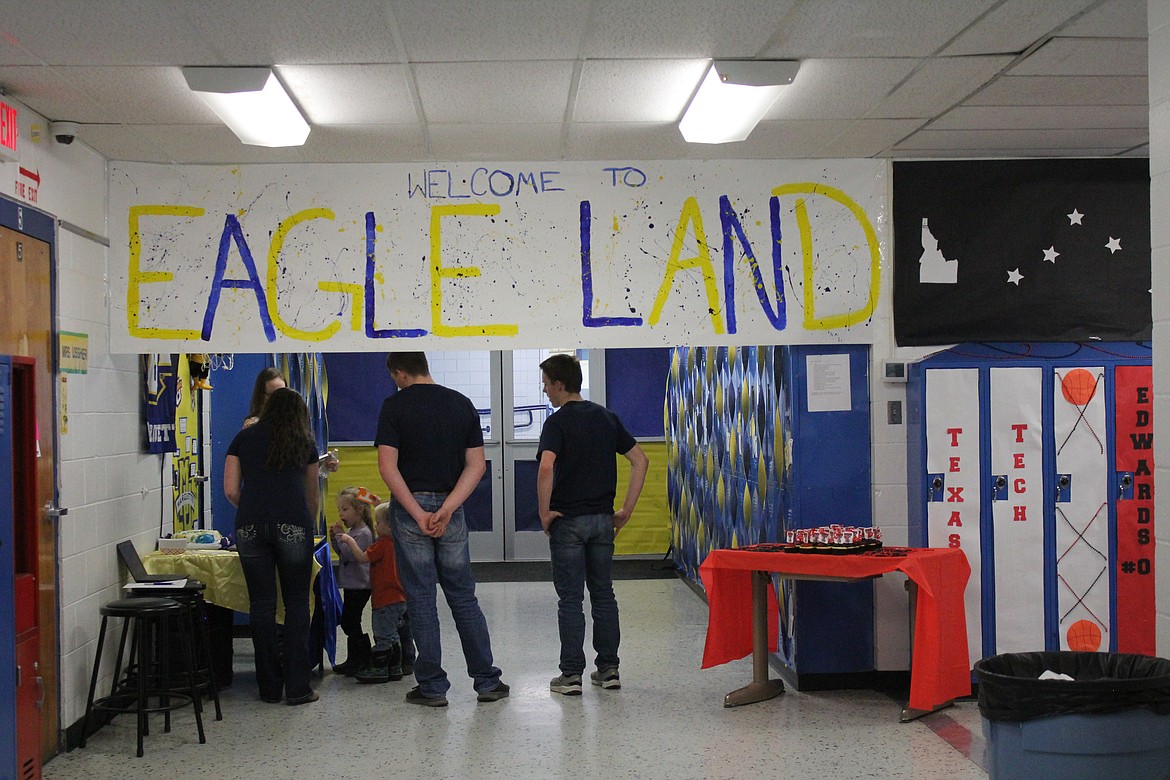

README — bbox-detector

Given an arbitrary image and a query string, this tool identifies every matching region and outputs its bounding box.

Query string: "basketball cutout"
[1066,619,1103,652]
[1061,368,1098,406]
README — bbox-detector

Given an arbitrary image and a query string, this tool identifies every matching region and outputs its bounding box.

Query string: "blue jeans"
[549,513,620,675]
[236,522,314,701]
[371,602,407,651]
[392,494,501,697]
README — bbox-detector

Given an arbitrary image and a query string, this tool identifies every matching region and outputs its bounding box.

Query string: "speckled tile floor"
[45,579,988,780]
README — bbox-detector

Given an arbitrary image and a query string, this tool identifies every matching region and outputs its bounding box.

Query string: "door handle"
[193,475,210,484]
[44,503,68,518]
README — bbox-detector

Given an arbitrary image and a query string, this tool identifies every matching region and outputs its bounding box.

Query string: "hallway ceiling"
[0,0,1149,164]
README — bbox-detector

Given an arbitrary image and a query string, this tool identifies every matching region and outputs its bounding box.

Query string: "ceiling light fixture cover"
[678,59,800,144]
[182,67,310,147]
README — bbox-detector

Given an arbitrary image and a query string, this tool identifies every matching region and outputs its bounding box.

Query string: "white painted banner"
[108,160,886,353]
[925,368,982,663]
[990,367,1046,653]
[1053,366,1110,650]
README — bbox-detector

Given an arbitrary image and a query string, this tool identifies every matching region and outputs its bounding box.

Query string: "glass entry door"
[423,351,504,561]
[503,349,591,561]
[425,349,594,562]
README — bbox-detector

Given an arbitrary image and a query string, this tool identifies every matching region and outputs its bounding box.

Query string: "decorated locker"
[907,343,1154,662]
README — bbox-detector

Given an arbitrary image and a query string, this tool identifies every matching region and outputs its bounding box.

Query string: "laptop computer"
[116,540,184,582]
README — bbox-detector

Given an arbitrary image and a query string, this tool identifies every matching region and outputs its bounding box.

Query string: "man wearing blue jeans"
[537,353,649,695]
[375,352,508,706]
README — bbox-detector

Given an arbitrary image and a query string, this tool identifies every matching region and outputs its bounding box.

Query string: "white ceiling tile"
[74,124,173,163]
[764,59,918,121]
[298,125,429,163]
[876,56,1015,117]
[32,66,214,124]
[761,0,997,58]
[428,122,563,161]
[184,0,401,64]
[0,65,107,122]
[1010,37,1148,76]
[391,0,590,61]
[574,60,707,122]
[732,119,861,158]
[1059,0,1147,38]
[137,124,311,164]
[415,61,573,124]
[934,104,1148,131]
[943,0,1098,56]
[584,0,798,58]
[566,122,691,159]
[896,126,1148,153]
[817,119,928,158]
[968,75,1149,106]
[280,64,417,125]
[0,29,45,66]
[0,4,212,65]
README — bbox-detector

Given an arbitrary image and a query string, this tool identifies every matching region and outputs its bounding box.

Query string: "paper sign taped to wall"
[806,353,851,412]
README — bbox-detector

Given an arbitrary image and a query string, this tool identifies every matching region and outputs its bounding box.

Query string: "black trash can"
[974,651,1170,780]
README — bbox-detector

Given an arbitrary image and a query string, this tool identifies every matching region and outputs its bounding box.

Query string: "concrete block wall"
[1149,0,1170,657]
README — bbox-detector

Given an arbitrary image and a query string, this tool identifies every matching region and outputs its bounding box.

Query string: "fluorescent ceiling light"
[182,67,310,147]
[678,60,800,144]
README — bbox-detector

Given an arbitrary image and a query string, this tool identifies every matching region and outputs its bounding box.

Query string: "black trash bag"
[975,651,1170,722]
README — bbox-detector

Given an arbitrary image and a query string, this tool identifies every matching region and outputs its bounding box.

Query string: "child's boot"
[387,642,403,682]
[338,633,370,676]
[355,651,390,684]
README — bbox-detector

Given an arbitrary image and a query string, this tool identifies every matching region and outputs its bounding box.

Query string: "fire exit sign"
[0,100,16,160]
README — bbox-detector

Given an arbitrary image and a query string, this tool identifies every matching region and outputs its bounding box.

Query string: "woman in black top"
[224,387,320,705]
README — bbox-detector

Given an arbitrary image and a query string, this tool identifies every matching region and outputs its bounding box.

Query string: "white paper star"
[1007,268,1023,285]
[1106,237,1122,254]
[1068,209,1084,225]
[1043,246,1060,263]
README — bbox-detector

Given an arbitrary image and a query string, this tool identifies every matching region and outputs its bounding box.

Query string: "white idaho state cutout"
[918,218,958,284]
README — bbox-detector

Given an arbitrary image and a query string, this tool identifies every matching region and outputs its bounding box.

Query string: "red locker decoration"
[1114,365,1156,654]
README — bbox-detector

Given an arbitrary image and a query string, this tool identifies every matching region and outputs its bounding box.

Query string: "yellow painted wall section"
[615,440,670,556]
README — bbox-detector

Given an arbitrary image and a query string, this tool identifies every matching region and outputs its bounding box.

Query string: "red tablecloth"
[699,547,972,712]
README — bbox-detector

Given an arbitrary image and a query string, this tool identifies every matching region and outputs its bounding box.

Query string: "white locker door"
[925,368,982,664]
[990,367,1046,653]
[1052,366,1110,651]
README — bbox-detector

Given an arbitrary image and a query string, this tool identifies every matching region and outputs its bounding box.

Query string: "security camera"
[50,121,79,145]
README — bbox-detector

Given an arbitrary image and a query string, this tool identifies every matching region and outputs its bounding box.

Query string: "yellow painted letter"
[649,197,724,334]
[268,208,342,341]
[127,205,205,339]
[772,183,881,330]
[430,204,519,337]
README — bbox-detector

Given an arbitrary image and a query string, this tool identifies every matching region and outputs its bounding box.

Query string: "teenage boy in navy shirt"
[537,353,648,695]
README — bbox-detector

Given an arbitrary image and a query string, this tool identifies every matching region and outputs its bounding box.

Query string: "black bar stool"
[80,597,207,757]
[128,581,222,721]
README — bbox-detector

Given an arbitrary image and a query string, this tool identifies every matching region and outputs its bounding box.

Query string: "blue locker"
[778,345,873,683]
[667,344,873,687]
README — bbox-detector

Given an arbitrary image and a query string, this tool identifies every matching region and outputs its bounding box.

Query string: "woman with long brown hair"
[224,387,320,705]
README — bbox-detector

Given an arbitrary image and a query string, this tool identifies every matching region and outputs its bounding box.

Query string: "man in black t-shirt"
[375,352,507,707]
[537,353,648,696]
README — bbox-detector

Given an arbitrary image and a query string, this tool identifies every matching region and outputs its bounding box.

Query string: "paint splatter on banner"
[893,159,1151,346]
[109,160,886,353]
